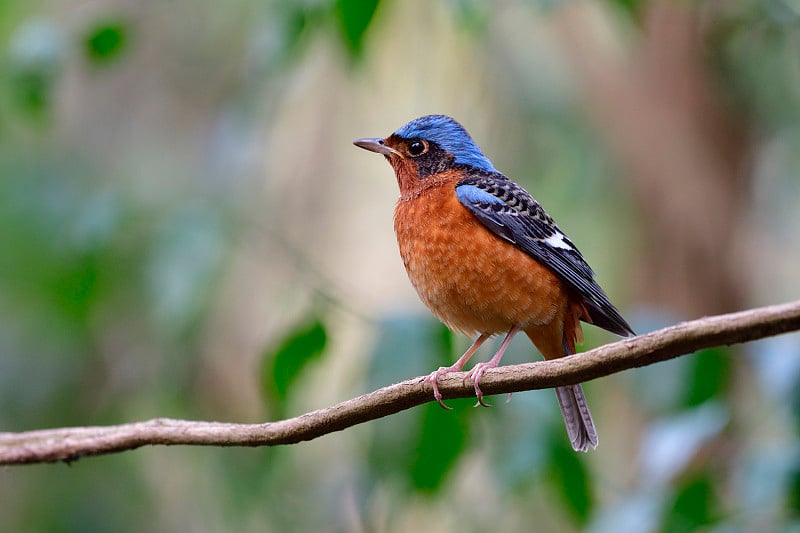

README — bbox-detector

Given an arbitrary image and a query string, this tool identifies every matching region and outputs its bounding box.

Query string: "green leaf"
[788,462,800,516]
[51,255,100,322]
[85,20,128,64]
[684,347,731,407]
[661,474,717,532]
[547,437,594,524]
[366,395,472,497]
[610,0,645,17]
[409,399,471,492]
[8,20,66,118]
[262,319,328,409]
[11,69,52,115]
[334,0,381,59]
[280,4,326,61]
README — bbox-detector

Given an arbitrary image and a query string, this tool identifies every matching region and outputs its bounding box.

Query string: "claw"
[425,333,492,410]
[465,362,494,408]
[463,325,521,408]
[425,367,456,410]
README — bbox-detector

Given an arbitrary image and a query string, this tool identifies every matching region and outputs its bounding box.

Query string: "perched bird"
[354,115,634,452]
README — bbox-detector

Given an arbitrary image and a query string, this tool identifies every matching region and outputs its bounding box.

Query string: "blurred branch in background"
[3,300,799,466]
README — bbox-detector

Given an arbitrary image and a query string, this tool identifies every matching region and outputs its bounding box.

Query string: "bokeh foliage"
[1,0,800,532]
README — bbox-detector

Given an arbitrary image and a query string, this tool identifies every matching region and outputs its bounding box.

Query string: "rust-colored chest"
[392,178,564,336]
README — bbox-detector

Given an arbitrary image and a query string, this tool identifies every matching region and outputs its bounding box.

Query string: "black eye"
[408,141,426,156]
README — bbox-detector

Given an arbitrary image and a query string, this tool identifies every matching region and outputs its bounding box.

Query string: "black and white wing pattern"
[455,171,634,337]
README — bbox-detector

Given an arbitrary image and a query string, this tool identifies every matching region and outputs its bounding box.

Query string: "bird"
[353,114,634,452]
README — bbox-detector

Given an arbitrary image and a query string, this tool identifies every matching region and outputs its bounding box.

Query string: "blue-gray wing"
[455,174,634,337]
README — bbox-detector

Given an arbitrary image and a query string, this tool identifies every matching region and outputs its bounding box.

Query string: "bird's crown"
[393,115,496,173]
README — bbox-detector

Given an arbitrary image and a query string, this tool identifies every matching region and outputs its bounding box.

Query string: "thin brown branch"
[2,301,800,465]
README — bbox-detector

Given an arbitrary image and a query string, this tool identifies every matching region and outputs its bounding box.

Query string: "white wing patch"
[543,232,573,250]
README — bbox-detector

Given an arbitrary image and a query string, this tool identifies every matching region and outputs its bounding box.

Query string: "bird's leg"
[425,333,490,410]
[464,325,521,407]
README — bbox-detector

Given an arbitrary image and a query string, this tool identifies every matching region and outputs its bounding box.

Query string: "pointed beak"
[353,137,402,157]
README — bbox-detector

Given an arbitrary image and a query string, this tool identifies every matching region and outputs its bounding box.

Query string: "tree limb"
[2,300,799,465]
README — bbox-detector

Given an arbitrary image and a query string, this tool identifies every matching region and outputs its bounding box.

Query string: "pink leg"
[425,333,490,410]
[464,325,521,407]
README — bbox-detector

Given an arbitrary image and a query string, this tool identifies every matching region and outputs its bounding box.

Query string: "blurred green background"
[2,0,800,531]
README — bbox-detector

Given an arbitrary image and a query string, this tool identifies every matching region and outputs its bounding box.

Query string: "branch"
[3,301,800,465]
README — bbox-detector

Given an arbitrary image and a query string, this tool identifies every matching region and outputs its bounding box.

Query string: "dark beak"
[353,137,401,157]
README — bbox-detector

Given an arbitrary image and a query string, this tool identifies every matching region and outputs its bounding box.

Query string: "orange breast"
[393,175,567,337]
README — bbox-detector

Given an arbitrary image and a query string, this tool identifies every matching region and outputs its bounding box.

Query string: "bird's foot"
[463,361,499,407]
[424,366,464,410]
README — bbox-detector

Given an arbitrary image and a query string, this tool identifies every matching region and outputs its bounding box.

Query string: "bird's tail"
[527,301,598,452]
[555,384,598,452]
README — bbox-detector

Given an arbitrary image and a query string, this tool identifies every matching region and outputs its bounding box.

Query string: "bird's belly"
[394,190,564,336]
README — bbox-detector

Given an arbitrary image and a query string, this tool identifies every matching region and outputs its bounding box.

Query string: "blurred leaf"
[11,68,51,115]
[410,399,471,492]
[84,20,128,64]
[334,0,381,59]
[366,316,454,390]
[547,437,594,524]
[280,4,327,61]
[367,396,473,497]
[51,254,100,322]
[262,318,328,411]
[366,315,469,495]
[723,9,800,127]
[684,347,731,407]
[789,462,800,517]
[8,19,65,117]
[610,0,645,17]
[490,390,559,489]
[630,344,732,415]
[639,402,728,489]
[661,474,718,532]
[367,408,417,481]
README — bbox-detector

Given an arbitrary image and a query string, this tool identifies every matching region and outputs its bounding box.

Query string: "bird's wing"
[455,173,634,337]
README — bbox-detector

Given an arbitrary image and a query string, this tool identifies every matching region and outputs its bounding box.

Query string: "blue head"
[393,115,496,172]
[354,115,497,179]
